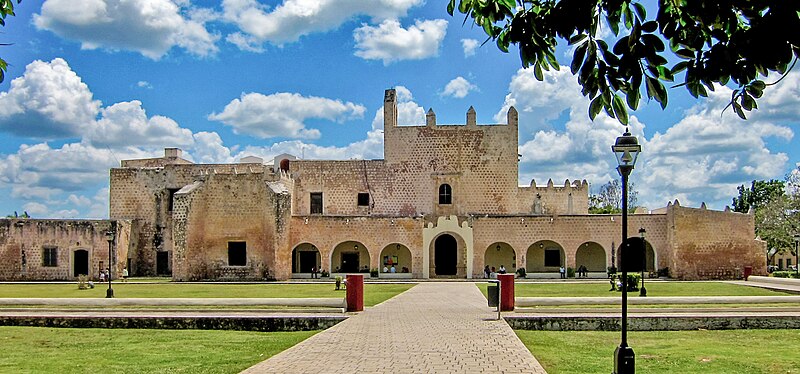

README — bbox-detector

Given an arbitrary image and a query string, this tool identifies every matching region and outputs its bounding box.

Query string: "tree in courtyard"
[447,0,800,123]
[733,179,800,256]
[0,0,20,83]
[589,179,638,214]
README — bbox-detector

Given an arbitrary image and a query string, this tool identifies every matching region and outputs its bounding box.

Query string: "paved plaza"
[242,282,546,373]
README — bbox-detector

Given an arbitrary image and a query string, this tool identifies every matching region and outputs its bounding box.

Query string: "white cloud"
[461,38,479,57]
[0,58,100,139]
[442,76,477,98]
[208,92,366,139]
[371,86,426,129]
[191,131,235,164]
[34,0,219,59]
[499,66,796,210]
[90,100,194,147]
[353,19,448,64]
[222,0,423,48]
[137,81,153,89]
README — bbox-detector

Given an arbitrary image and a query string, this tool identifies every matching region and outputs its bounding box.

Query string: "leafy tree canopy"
[0,0,20,83]
[733,179,799,254]
[732,179,785,213]
[448,0,800,123]
[588,179,638,214]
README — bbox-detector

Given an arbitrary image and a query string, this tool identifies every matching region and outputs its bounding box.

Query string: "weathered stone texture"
[668,203,767,280]
[0,219,130,280]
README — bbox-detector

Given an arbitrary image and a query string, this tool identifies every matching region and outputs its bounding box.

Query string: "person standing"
[484,265,490,279]
[559,266,566,279]
[122,267,129,282]
[499,265,506,274]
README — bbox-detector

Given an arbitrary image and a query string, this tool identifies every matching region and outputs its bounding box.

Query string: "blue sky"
[0,0,798,218]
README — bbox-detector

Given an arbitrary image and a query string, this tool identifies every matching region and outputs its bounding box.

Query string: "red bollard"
[345,274,364,312]
[497,273,515,311]
[744,266,753,281]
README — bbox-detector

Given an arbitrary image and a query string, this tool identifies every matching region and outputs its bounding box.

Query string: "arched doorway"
[73,249,89,277]
[434,234,458,276]
[576,242,606,272]
[331,241,370,273]
[616,238,656,272]
[526,240,565,273]
[291,243,320,274]
[484,242,515,275]
[379,244,412,275]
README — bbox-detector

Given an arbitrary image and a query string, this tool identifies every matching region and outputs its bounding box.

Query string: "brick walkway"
[242,282,546,373]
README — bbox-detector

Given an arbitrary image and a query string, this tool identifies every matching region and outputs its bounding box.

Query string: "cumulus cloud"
[371,86,426,129]
[208,92,366,139]
[353,19,447,64]
[461,38,479,57]
[0,58,100,139]
[442,76,477,98]
[222,0,423,48]
[90,100,194,147]
[499,66,796,210]
[34,0,219,59]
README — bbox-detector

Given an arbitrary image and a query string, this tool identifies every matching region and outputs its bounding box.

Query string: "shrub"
[370,268,379,277]
[515,267,527,278]
[567,267,575,278]
[657,267,670,277]
[610,273,641,291]
[607,266,617,278]
[334,276,343,290]
[772,271,800,279]
[320,269,329,278]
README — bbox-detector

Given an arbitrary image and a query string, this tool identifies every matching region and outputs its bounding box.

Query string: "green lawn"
[517,329,800,374]
[0,326,315,373]
[0,283,414,307]
[475,281,790,297]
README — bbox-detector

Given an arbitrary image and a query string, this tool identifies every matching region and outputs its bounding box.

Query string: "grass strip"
[475,281,790,297]
[0,283,414,307]
[0,326,316,373]
[516,329,800,374]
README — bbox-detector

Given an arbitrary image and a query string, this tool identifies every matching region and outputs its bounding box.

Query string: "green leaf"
[733,102,747,120]
[589,95,604,121]
[498,0,515,12]
[612,94,629,125]
[569,34,587,45]
[534,63,543,80]
[447,0,456,15]
[571,42,588,74]
[626,85,641,110]
[632,3,646,20]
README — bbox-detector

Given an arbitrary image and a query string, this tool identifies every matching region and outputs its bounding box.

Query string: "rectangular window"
[357,193,370,207]
[544,249,560,267]
[42,246,58,267]
[228,242,247,266]
[310,192,323,214]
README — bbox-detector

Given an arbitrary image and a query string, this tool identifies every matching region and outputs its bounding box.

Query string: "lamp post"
[794,234,799,275]
[639,227,647,297]
[612,128,641,374]
[105,230,115,298]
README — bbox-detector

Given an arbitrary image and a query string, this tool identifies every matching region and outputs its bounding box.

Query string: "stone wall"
[667,202,766,280]
[0,219,130,280]
[171,172,287,281]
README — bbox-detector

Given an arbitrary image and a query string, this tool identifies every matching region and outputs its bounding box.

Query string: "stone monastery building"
[0,90,766,281]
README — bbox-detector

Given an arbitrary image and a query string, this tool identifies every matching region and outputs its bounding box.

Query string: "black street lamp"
[794,234,799,275]
[105,230,115,298]
[639,227,647,297]
[612,128,641,374]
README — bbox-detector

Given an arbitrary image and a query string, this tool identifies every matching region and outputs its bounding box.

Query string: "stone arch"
[575,242,607,272]
[331,241,370,274]
[430,233,465,277]
[72,249,90,278]
[484,242,516,275]
[379,243,412,274]
[291,243,320,275]
[526,240,565,272]
[615,238,656,272]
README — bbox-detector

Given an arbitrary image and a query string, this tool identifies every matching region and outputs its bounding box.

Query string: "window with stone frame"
[438,184,452,205]
[357,192,370,207]
[42,246,58,267]
[310,192,323,214]
[228,241,247,266]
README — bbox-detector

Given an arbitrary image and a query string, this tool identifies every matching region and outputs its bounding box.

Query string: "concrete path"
[242,282,546,374]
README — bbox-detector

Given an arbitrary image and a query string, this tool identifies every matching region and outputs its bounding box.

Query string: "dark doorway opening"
[435,234,457,275]
[299,251,317,273]
[73,250,89,277]
[156,251,171,275]
[341,252,359,273]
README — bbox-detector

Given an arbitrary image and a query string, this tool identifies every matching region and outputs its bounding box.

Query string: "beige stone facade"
[0,90,767,281]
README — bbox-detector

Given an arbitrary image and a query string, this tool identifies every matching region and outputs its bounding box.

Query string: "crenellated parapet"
[517,179,589,215]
